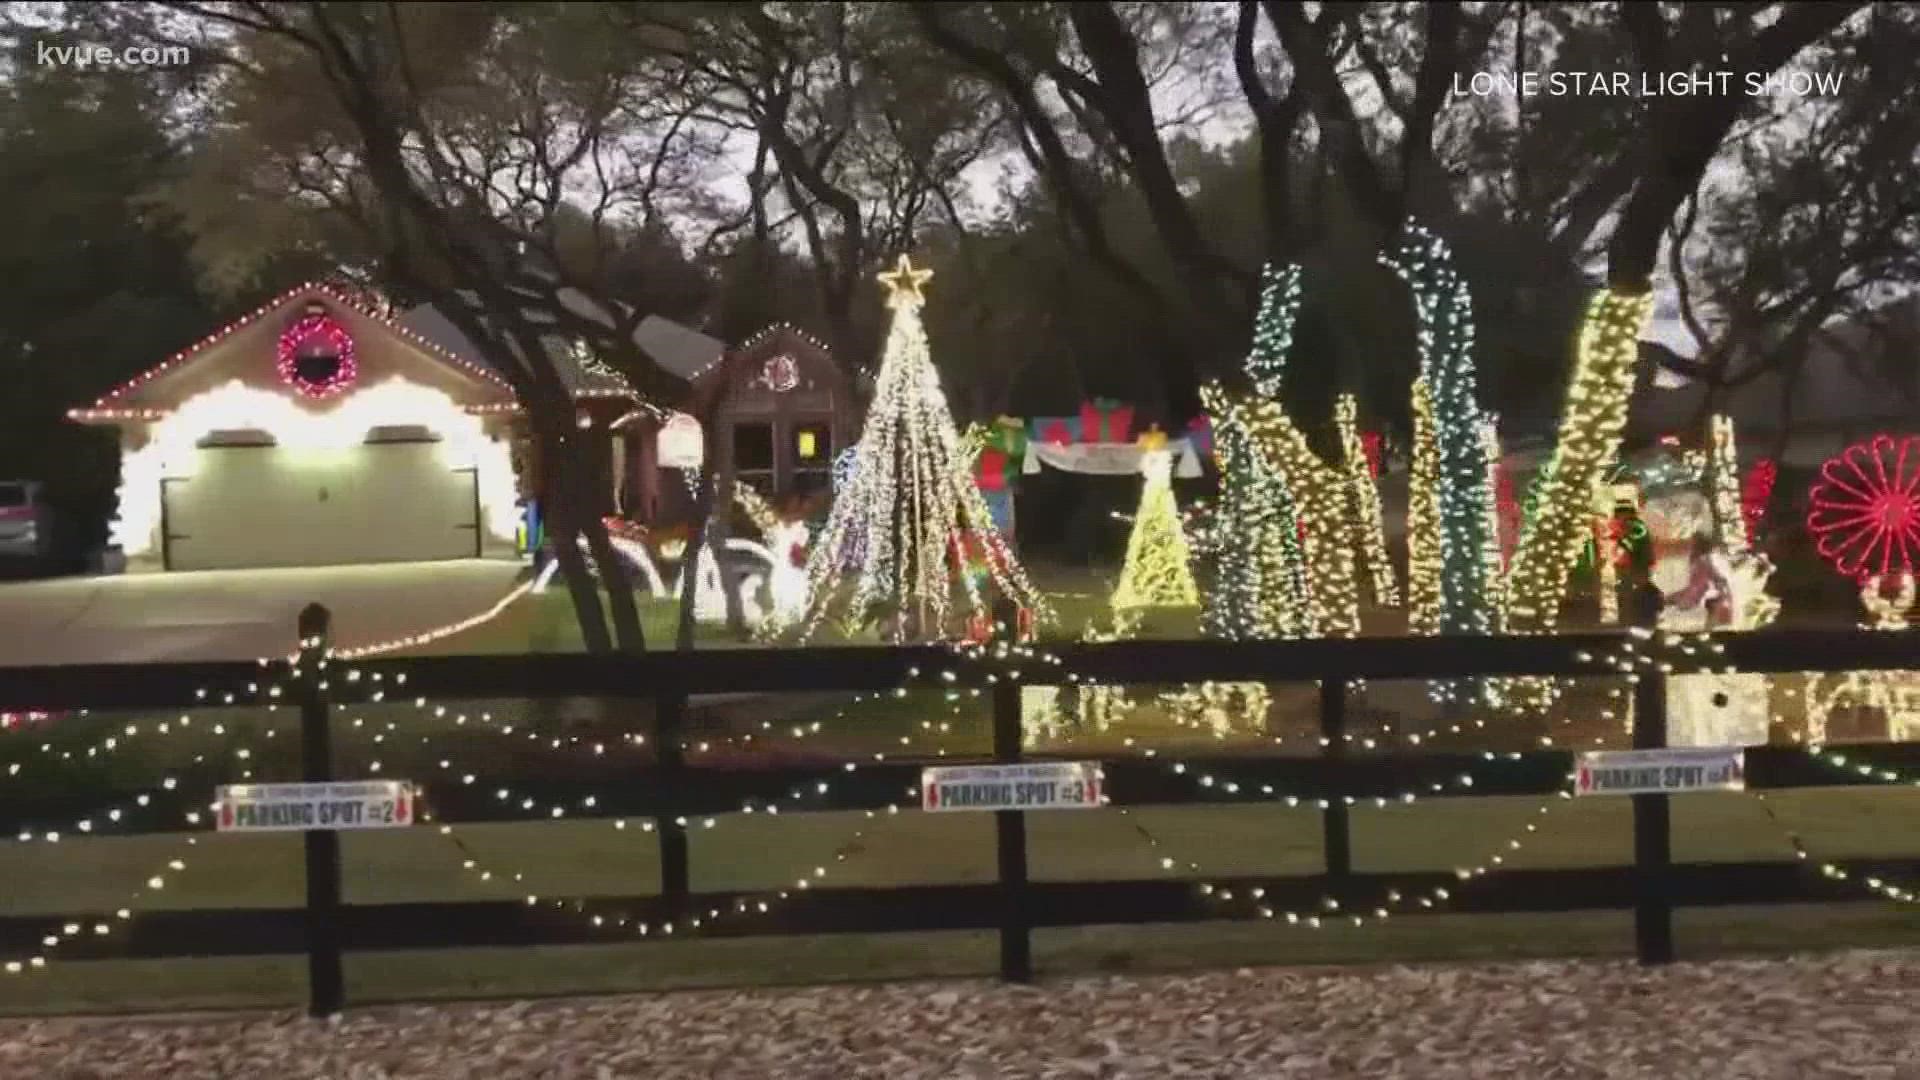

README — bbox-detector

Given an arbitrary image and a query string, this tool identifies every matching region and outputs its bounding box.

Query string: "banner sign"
[217,781,414,831]
[1023,440,1203,479]
[921,762,1102,812]
[1574,748,1744,797]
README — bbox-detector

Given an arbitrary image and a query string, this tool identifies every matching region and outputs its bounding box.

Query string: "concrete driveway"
[0,560,525,666]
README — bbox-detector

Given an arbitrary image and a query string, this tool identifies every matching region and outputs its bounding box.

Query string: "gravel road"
[3,951,1917,1078]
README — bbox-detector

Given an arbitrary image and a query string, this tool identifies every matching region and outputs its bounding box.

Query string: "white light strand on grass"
[1208,795,1570,930]
[3,839,198,975]
[1168,754,1516,815]
[1751,791,1920,908]
[432,791,895,939]
[10,776,195,845]
[331,577,537,660]
[1110,776,1572,931]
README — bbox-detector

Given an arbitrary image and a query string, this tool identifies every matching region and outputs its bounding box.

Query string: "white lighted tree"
[797,256,1048,642]
[1111,432,1200,620]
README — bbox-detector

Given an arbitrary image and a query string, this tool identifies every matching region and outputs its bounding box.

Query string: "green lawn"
[402,562,1179,655]
[1,786,1918,1014]
[4,789,1914,920]
[1,563,1909,1015]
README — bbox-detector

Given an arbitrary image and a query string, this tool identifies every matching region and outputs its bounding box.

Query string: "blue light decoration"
[831,445,860,493]
[516,498,544,562]
[1379,223,1494,638]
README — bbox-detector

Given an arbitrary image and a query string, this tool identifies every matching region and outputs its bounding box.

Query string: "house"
[69,282,525,572]
[626,323,851,524]
[403,306,852,526]
[400,301,725,521]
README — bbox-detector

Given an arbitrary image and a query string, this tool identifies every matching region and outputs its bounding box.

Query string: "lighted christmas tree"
[1111,430,1200,618]
[1406,377,1443,636]
[1380,224,1494,637]
[796,255,1048,642]
[1336,393,1398,609]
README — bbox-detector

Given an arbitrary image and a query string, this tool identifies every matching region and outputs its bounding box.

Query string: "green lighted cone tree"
[1380,224,1494,638]
[1201,402,1311,640]
[1406,377,1443,636]
[1505,290,1656,634]
[1200,262,1312,643]
[796,255,1048,642]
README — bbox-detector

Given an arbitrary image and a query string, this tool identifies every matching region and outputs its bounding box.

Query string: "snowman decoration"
[763,518,813,627]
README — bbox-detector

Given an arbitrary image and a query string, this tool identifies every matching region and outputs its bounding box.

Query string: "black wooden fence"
[3,616,1920,1016]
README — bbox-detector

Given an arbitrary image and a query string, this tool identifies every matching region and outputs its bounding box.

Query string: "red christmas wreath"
[277,310,358,398]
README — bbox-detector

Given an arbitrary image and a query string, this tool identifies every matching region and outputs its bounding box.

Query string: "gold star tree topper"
[876,254,934,309]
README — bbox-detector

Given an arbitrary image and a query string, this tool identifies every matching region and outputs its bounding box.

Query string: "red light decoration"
[68,280,515,422]
[1360,431,1384,479]
[1495,457,1521,564]
[1807,435,1920,581]
[276,310,358,397]
[0,710,56,731]
[1742,458,1778,541]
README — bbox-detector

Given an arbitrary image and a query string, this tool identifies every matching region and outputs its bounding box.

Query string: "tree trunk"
[714,472,750,638]
[529,390,645,654]
[1606,3,1866,290]
[674,472,711,651]
[533,428,614,653]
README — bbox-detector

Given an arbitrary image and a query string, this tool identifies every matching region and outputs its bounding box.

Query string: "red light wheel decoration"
[1807,434,1920,581]
[277,310,358,398]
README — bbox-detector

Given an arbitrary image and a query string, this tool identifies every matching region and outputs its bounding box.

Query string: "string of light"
[2,839,200,975]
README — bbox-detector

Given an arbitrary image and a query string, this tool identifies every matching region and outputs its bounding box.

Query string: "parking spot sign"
[217,781,414,831]
[921,762,1102,812]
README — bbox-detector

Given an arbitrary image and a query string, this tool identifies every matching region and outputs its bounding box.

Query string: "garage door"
[161,442,479,571]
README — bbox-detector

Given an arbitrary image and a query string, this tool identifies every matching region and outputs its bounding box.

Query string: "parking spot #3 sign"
[1575,748,1744,797]
[921,762,1102,812]
[217,781,414,831]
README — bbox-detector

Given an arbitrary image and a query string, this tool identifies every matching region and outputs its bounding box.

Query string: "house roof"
[399,294,727,396]
[68,281,515,422]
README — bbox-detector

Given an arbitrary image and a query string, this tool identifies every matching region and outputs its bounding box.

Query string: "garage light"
[113,378,518,557]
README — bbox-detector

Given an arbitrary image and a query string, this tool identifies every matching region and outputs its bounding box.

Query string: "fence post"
[1319,678,1352,882]
[991,599,1032,983]
[296,603,345,1018]
[655,681,691,928]
[1632,666,1675,965]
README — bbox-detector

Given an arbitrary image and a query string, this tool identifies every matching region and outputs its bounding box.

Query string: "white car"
[0,481,53,564]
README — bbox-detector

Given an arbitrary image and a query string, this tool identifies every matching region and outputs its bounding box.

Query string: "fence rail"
[2,614,1919,1016]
